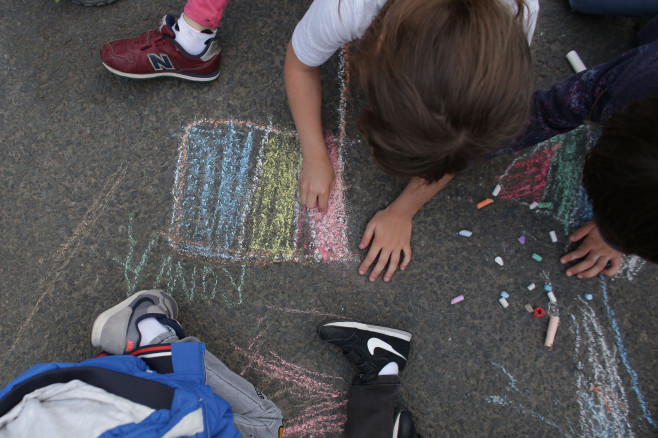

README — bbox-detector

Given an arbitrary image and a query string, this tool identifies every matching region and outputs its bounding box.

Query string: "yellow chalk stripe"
[248,135,302,256]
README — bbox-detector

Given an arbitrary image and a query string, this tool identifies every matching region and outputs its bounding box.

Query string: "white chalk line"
[8,162,128,355]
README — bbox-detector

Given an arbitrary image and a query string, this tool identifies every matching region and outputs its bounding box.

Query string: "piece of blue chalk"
[500,291,510,299]
[544,284,552,292]
[584,294,593,301]
[458,230,473,237]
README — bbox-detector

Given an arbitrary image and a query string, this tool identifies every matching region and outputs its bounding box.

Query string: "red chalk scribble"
[496,142,561,201]
[233,306,350,437]
[303,134,354,262]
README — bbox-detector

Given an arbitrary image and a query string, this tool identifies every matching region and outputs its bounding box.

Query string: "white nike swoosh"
[367,338,406,360]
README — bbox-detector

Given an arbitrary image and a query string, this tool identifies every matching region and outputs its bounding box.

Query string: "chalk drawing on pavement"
[113,218,246,304]
[233,306,348,437]
[495,126,645,277]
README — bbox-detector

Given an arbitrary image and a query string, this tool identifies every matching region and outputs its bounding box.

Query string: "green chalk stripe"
[537,202,553,209]
[531,253,543,262]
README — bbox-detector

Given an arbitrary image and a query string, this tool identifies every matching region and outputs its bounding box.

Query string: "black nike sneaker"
[318,321,412,382]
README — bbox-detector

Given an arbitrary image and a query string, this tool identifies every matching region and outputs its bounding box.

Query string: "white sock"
[173,13,216,56]
[378,362,399,376]
[137,317,170,346]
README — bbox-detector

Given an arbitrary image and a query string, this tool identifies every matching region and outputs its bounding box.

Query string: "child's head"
[354,0,533,182]
[583,96,658,263]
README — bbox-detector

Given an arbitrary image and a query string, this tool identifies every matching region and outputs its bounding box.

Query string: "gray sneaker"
[91,289,179,354]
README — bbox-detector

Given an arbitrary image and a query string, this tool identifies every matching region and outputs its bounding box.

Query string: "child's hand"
[358,207,413,282]
[560,220,623,278]
[299,156,335,211]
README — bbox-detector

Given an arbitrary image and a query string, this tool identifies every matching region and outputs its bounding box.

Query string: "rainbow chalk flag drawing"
[496,126,597,235]
[165,119,355,264]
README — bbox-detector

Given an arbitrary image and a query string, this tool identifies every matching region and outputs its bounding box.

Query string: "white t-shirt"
[292,0,539,67]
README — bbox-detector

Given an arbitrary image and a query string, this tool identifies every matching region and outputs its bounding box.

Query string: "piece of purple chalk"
[450,295,464,305]
[518,236,525,244]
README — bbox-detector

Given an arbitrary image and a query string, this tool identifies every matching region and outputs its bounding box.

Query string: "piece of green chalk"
[537,202,553,209]
[531,253,543,262]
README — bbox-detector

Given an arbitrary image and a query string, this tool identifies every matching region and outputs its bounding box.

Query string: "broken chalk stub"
[544,315,560,347]
[584,294,593,301]
[524,303,534,313]
[494,256,504,266]
[531,253,543,262]
[477,198,494,209]
[527,283,536,291]
[566,50,587,73]
[499,297,509,308]
[518,235,525,245]
[547,291,557,303]
[529,202,539,210]
[500,291,510,299]
[458,230,473,237]
[492,184,502,197]
[537,202,553,209]
[450,295,464,305]
[549,230,558,243]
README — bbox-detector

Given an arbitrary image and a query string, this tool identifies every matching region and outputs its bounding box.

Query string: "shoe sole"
[393,411,402,438]
[91,290,174,347]
[102,62,220,82]
[321,322,412,342]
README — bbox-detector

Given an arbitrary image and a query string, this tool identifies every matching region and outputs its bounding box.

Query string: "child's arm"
[359,174,454,282]
[284,40,335,212]
[560,220,623,278]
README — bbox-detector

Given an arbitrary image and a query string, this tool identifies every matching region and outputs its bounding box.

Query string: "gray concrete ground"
[1,0,657,436]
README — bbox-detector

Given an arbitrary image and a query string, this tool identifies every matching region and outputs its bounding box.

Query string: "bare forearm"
[284,40,327,160]
[388,174,455,217]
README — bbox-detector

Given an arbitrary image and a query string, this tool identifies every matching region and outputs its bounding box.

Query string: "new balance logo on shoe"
[148,54,175,71]
[367,337,406,360]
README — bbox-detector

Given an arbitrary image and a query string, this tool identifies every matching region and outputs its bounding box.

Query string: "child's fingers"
[359,222,377,250]
[400,245,412,271]
[603,256,622,277]
[383,251,401,282]
[561,245,589,264]
[568,220,595,242]
[359,243,380,275]
[318,191,330,212]
[369,249,391,282]
[566,254,599,277]
[577,257,610,279]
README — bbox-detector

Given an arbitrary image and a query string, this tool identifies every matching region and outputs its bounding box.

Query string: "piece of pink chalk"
[451,295,464,305]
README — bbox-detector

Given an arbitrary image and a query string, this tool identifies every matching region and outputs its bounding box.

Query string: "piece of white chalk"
[527,283,536,291]
[547,291,557,303]
[566,50,587,73]
[458,230,473,237]
[529,201,539,210]
[492,184,502,197]
[524,303,534,313]
[499,297,509,308]
[549,230,558,243]
[544,316,560,347]
[451,295,465,305]
[494,256,504,266]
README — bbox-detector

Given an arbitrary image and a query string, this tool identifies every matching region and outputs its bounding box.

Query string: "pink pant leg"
[183,0,230,29]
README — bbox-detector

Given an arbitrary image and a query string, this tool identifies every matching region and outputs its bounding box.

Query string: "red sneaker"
[101,15,221,81]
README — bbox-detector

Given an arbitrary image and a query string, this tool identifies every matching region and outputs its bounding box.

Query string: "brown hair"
[354,0,533,182]
[583,96,658,263]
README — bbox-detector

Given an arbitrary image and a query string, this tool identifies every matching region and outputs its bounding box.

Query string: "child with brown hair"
[285,0,539,282]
